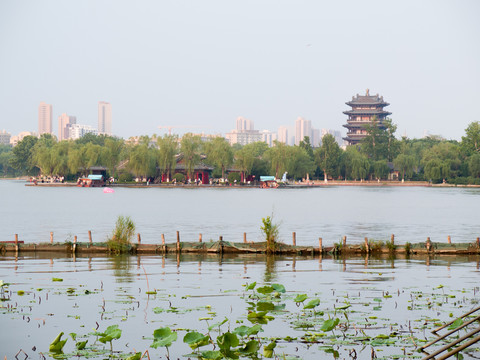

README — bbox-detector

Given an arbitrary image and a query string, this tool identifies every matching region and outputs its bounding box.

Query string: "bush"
[172,173,185,183]
[117,171,133,183]
[107,216,136,253]
[227,172,241,183]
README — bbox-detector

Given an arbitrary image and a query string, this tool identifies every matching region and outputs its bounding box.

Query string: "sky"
[1,0,479,141]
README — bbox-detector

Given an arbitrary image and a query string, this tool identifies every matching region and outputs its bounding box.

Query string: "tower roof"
[346,89,389,107]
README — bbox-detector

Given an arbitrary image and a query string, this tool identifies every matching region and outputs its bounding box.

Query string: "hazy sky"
[1,0,479,141]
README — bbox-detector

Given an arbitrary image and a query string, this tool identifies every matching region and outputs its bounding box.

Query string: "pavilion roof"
[346,90,390,107]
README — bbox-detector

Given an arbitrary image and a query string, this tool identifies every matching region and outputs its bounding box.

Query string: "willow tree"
[264,141,288,179]
[180,133,202,180]
[157,134,179,181]
[128,138,157,179]
[315,134,341,182]
[234,146,255,182]
[204,136,233,180]
[102,137,125,177]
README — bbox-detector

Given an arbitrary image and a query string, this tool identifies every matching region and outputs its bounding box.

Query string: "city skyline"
[1,1,479,141]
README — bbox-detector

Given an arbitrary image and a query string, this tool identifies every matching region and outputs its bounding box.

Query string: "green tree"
[393,154,417,180]
[373,160,390,180]
[0,147,14,176]
[156,134,179,181]
[102,137,125,178]
[234,146,255,182]
[264,141,288,179]
[468,153,480,178]
[10,135,39,174]
[384,118,399,161]
[286,146,315,180]
[421,142,461,182]
[180,133,202,180]
[128,138,157,179]
[315,134,341,182]
[299,136,314,160]
[344,146,370,180]
[461,121,480,155]
[361,117,387,161]
[204,137,233,180]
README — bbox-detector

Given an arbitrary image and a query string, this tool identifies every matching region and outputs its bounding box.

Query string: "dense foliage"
[2,121,480,184]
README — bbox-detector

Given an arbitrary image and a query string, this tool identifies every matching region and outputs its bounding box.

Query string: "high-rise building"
[236,116,253,131]
[295,117,311,145]
[343,89,391,146]
[38,102,52,135]
[226,117,262,146]
[277,126,289,144]
[98,101,112,135]
[58,113,77,141]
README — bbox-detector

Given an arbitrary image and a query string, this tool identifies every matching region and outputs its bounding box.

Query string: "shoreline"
[16,180,480,188]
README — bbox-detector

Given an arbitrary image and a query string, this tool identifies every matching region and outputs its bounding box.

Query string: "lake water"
[1,254,479,359]
[1,180,480,359]
[1,180,479,246]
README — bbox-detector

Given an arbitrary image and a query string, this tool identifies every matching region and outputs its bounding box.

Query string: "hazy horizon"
[1,0,479,141]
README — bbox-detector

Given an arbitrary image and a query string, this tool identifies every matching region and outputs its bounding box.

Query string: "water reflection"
[108,255,135,283]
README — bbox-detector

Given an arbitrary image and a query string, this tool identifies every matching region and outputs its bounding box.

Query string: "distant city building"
[69,124,98,140]
[10,131,37,146]
[321,129,343,146]
[38,102,52,135]
[226,117,262,146]
[295,117,312,145]
[98,101,112,135]
[225,129,262,146]
[236,116,254,131]
[277,126,289,145]
[58,113,77,141]
[311,128,321,147]
[0,130,11,146]
[343,89,391,146]
[260,130,277,147]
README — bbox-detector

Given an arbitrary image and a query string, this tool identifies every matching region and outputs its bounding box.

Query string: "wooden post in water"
[318,237,322,253]
[243,232,247,244]
[426,237,431,252]
[50,231,53,244]
[15,234,18,253]
[161,233,166,253]
[365,237,369,253]
[73,236,77,254]
[448,235,451,244]
[477,237,480,248]
[137,233,141,244]
[219,235,224,254]
[292,232,296,246]
[391,234,395,246]
[199,233,202,243]
[88,230,92,244]
[343,235,347,248]
[176,231,180,253]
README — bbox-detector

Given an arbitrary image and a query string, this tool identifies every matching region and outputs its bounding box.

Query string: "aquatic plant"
[260,215,279,253]
[107,215,136,253]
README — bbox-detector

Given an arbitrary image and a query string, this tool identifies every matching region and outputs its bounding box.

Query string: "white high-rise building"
[277,126,289,144]
[38,102,52,135]
[58,113,77,141]
[98,101,112,135]
[226,117,261,146]
[295,117,311,145]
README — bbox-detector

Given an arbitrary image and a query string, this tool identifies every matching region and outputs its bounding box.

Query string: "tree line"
[1,121,479,184]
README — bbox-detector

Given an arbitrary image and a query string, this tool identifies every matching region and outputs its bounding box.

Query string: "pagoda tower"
[343,89,391,146]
